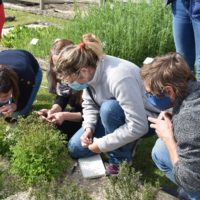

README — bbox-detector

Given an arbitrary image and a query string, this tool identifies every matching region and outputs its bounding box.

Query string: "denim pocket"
[191,0,200,20]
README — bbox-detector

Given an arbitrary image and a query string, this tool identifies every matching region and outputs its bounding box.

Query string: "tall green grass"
[2,0,174,65]
[66,0,174,65]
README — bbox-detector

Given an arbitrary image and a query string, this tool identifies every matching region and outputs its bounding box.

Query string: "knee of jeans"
[68,140,81,159]
[152,139,169,170]
[151,139,162,165]
[100,100,123,122]
[151,145,158,164]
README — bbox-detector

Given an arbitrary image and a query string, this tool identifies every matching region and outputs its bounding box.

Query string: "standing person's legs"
[191,1,200,80]
[0,4,5,39]
[172,0,195,73]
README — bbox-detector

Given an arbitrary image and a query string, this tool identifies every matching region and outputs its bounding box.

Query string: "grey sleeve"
[173,161,200,191]
[82,89,99,133]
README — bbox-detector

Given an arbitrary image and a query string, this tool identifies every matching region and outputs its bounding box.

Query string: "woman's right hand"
[80,128,93,148]
[37,106,59,118]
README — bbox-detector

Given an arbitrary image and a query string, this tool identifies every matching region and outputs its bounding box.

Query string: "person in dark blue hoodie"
[0,49,42,119]
[165,0,200,80]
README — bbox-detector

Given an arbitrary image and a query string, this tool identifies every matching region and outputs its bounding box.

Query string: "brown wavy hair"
[48,39,74,93]
[48,39,83,106]
[0,65,19,103]
[140,52,196,97]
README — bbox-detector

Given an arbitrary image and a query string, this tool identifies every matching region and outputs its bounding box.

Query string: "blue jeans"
[172,0,200,79]
[14,68,42,117]
[68,100,151,165]
[152,138,200,200]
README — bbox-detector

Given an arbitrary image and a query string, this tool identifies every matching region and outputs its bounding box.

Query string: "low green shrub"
[0,119,20,157]
[32,178,92,200]
[0,119,10,156]
[10,114,70,185]
[1,25,59,58]
[105,162,159,200]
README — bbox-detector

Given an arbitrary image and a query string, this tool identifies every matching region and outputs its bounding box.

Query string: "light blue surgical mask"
[146,91,171,110]
[69,81,88,91]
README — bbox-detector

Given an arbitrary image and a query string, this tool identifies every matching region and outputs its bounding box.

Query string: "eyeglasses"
[62,69,86,84]
[145,88,165,98]
[145,91,154,97]
[60,72,79,84]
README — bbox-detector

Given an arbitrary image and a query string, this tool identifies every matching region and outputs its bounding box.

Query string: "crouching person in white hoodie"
[56,33,159,175]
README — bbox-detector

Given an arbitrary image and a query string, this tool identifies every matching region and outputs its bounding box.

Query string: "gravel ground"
[4,0,94,19]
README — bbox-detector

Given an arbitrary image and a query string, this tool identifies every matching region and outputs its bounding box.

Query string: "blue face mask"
[69,81,88,91]
[0,97,13,107]
[146,92,171,110]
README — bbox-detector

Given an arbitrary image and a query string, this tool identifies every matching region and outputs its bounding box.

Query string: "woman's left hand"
[148,111,174,143]
[88,138,101,153]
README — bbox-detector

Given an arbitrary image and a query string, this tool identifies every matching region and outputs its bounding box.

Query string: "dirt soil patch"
[4,0,94,19]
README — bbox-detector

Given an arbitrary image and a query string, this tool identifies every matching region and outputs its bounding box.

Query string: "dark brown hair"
[140,52,196,97]
[0,65,19,103]
[47,39,74,93]
[48,39,83,106]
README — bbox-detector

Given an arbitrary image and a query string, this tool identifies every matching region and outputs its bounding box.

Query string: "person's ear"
[52,55,59,66]
[164,86,176,99]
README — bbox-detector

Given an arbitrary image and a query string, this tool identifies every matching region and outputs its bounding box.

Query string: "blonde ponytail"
[81,33,103,59]
[56,33,104,79]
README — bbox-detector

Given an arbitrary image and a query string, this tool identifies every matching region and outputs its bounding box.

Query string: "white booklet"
[78,154,106,179]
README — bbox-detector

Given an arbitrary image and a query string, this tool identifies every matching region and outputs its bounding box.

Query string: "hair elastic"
[79,41,85,48]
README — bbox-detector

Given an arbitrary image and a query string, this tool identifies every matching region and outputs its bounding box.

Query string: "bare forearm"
[63,112,82,122]
[50,104,62,113]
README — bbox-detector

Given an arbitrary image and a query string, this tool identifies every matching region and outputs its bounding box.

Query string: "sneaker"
[106,164,119,176]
